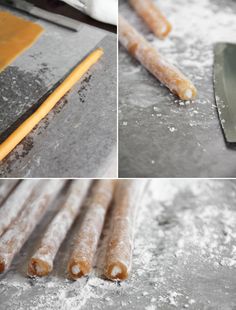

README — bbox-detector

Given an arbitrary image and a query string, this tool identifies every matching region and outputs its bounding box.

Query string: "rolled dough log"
[28,180,91,276]
[0,180,42,237]
[104,180,147,281]
[129,0,172,39]
[119,15,197,100]
[67,180,116,279]
[0,179,65,273]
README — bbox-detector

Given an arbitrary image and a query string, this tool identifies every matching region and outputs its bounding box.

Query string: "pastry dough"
[129,0,172,39]
[0,11,43,73]
[68,180,116,280]
[104,180,147,281]
[119,16,197,100]
[0,180,41,237]
[0,180,64,274]
[0,48,104,161]
[28,180,91,277]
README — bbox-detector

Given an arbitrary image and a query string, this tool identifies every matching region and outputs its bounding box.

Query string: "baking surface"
[0,179,236,309]
[119,0,236,178]
[0,6,117,177]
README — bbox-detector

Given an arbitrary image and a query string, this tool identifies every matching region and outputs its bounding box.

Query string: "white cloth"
[61,0,117,25]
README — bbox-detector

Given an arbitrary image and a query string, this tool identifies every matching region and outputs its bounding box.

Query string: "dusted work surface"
[119,0,236,178]
[0,7,117,177]
[1,180,236,309]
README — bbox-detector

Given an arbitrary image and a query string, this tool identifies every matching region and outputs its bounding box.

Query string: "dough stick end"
[28,258,52,277]
[179,84,198,101]
[104,261,128,281]
[157,22,172,39]
[68,260,91,280]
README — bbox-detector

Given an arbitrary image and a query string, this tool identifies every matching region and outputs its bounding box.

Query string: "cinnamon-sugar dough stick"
[67,180,116,279]
[0,179,65,273]
[129,0,172,39]
[0,180,42,237]
[28,180,91,277]
[0,180,19,207]
[119,15,197,100]
[104,180,147,281]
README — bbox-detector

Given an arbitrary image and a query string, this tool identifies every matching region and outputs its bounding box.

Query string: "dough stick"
[0,48,104,161]
[28,180,91,277]
[129,0,172,39]
[67,180,116,280]
[0,179,42,237]
[0,180,19,206]
[0,179,65,273]
[119,15,197,100]
[104,180,147,281]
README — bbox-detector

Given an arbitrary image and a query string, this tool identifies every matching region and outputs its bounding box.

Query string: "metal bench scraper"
[214,43,236,143]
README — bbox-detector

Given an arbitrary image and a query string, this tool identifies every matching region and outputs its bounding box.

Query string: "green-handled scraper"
[214,43,236,143]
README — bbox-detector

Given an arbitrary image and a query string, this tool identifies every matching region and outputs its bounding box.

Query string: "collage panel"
[119,0,236,178]
[1,0,236,309]
[0,179,236,309]
[0,0,117,178]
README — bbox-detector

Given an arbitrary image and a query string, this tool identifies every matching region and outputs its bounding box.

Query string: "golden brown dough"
[28,180,91,277]
[104,180,147,281]
[67,180,116,279]
[0,11,43,72]
[0,180,64,273]
[129,0,172,39]
[119,15,197,100]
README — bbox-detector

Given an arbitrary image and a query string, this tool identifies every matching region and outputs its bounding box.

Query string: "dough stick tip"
[28,258,51,277]
[160,23,172,39]
[180,85,197,100]
[68,260,91,280]
[104,261,128,281]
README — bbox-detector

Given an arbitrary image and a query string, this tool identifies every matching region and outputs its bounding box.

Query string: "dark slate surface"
[119,0,236,177]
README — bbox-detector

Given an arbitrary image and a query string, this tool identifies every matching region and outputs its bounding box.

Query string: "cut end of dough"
[184,88,193,100]
[71,264,81,276]
[35,264,44,275]
[160,23,167,35]
[104,262,128,281]
[68,260,91,280]
[111,266,122,277]
[28,258,51,277]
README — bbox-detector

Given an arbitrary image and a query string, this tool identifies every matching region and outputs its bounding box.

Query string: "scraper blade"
[213,43,236,143]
